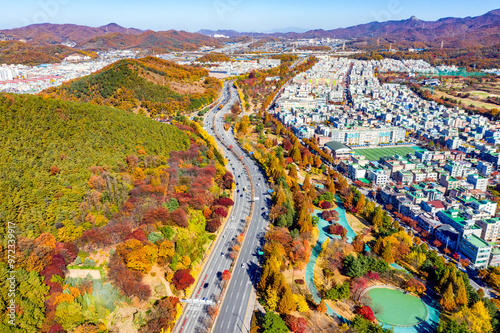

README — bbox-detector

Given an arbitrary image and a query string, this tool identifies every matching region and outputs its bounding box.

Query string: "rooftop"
[427,201,445,209]
[325,141,351,151]
[463,234,491,249]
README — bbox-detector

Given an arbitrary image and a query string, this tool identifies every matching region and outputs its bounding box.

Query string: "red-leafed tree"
[142,207,170,225]
[221,270,231,281]
[320,201,332,209]
[108,253,151,300]
[139,296,180,333]
[358,305,376,321]
[170,208,188,227]
[50,166,60,175]
[406,278,426,295]
[126,229,148,242]
[321,210,339,222]
[172,269,195,290]
[285,315,308,333]
[327,223,346,237]
[217,197,234,207]
[48,324,65,333]
[366,271,379,280]
[214,207,228,218]
[206,218,222,233]
[57,241,78,265]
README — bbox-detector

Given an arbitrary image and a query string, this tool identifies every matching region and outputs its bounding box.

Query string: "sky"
[2,0,499,32]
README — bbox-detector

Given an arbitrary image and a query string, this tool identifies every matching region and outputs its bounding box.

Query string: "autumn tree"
[440,283,457,311]
[455,276,468,306]
[277,287,296,314]
[355,194,366,213]
[285,315,308,333]
[352,235,365,253]
[452,301,493,333]
[317,299,327,313]
[297,205,313,233]
[358,305,376,321]
[140,296,181,333]
[207,305,220,320]
[172,269,195,290]
[274,184,286,207]
[345,191,354,210]
[302,174,312,193]
[381,242,394,263]
[221,270,231,281]
[293,294,309,312]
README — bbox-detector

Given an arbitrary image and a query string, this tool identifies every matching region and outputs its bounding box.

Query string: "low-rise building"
[477,161,493,177]
[459,234,492,269]
[489,247,500,267]
[367,169,389,185]
[466,174,488,192]
[435,224,459,251]
[395,170,413,184]
[324,141,352,160]
[476,218,500,243]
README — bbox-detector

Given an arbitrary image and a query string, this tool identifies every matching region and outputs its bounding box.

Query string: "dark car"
[204,283,209,288]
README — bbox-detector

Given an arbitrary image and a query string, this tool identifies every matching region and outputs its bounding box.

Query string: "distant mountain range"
[0,23,221,52]
[0,9,499,51]
[287,9,500,48]
[198,9,500,48]
[198,26,309,36]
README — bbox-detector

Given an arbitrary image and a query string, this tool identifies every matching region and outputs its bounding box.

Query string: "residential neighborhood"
[271,55,500,271]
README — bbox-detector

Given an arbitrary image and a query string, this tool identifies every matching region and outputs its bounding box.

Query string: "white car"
[241,263,245,268]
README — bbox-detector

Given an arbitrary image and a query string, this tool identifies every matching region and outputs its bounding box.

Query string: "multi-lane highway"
[174,81,270,333]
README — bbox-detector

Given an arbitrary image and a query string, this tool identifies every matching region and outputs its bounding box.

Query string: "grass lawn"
[435,90,499,110]
[353,147,417,161]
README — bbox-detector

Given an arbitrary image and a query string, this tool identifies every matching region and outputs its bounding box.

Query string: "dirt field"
[66,268,102,280]
[345,214,372,239]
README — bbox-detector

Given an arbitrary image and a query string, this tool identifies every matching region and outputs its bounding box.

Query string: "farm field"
[353,146,417,161]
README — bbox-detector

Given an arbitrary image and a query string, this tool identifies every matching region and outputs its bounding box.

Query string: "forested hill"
[43,56,222,117]
[0,93,190,240]
[0,41,98,66]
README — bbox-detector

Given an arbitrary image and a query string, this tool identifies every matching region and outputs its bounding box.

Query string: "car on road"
[204,283,209,288]
[241,263,245,268]
[221,252,225,256]
[202,297,207,301]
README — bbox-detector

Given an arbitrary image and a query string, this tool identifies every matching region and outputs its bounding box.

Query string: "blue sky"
[3,0,499,32]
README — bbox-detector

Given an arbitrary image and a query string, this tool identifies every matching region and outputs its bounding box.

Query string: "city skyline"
[3,0,499,33]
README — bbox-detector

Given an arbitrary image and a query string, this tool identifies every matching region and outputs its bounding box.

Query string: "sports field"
[353,146,417,161]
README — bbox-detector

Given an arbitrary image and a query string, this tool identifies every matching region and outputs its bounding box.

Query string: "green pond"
[367,287,428,327]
